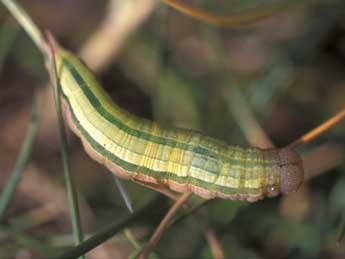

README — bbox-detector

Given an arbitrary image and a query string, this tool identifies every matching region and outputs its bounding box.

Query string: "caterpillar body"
[53,46,303,202]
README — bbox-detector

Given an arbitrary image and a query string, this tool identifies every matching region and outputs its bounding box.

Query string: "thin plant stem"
[139,192,192,259]
[125,228,142,250]
[58,221,135,259]
[160,0,317,28]
[168,199,211,227]
[0,96,40,221]
[47,38,84,259]
[57,201,154,259]
[1,0,46,54]
[125,229,160,259]
[133,182,224,259]
[288,108,345,149]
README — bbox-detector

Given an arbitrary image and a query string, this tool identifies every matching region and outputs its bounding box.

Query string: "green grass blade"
[124,228,141,250]
[125,228,160,259]
[49,45,84,259]
[56,199,160,259]
[57,210,141,259]
[1,0,46,54]
[0,96,40,221]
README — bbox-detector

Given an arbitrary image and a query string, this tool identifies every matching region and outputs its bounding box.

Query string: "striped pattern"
[54,48,302,202]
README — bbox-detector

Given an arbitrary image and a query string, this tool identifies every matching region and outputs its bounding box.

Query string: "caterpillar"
[49,41,304,202]
[0,0,304,203]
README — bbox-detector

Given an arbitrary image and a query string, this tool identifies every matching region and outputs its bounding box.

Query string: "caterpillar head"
[278,148,304,195]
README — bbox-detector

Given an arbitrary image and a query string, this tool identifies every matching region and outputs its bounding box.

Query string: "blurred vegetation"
[0,0,345,258]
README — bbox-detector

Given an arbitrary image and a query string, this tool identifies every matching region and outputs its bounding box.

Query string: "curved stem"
[161,0,316,28]
[1,0,46,54]
[288,109,345,149]
[48,37,84,258]
[139,192,192,259]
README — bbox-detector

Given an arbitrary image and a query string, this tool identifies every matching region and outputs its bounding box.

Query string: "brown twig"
[288,109,345,149]
[161,0,315,28]
[138,192,192,259]
[135,181,224,258]
[196,215,225,259]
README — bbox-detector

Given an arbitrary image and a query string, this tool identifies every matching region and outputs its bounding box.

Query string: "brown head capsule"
[278,148,304,194]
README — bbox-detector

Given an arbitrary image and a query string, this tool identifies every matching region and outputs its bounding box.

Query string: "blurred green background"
[0,0,345,258]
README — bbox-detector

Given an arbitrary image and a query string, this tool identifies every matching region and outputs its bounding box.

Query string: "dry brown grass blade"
[288,109,345,149]
[197,215,225,259]
[138,192,192,259]
[161,0,315,28]
[79,0,156,72]
[134,181,224,259]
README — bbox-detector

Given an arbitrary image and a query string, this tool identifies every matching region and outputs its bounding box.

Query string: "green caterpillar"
[0,0,304,203]
[51,43,303,202]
